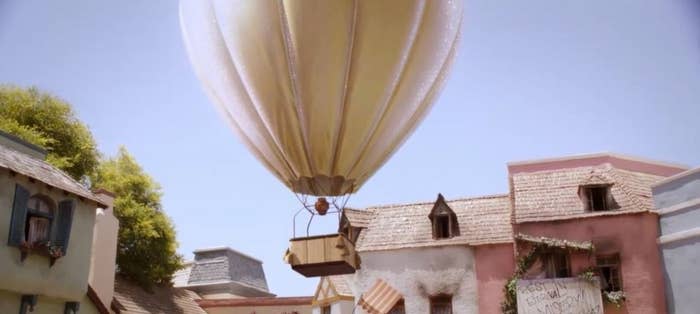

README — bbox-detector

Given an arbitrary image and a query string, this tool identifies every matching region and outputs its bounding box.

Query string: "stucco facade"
[474,244,515,314]
[311,301,354,314]
[515,213,667,314]
[0,174,98,300]
[353,246,479,314]
[0,290,101,314]
[652,167,700,314]
[198,297,313,314]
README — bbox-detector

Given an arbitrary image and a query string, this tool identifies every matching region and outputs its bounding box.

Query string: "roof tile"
[356,194,513,252]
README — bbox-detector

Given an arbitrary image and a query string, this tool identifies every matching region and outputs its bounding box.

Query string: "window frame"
[597,254,622,292]
[542,249,571,278]
[24,195,55,245]
[434,214,452,239]
[321,304,331,314]
[429,295,453,314]
[582,185,613,212]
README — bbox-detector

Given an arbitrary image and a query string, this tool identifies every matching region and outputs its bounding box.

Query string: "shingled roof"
[112,277,206,314]
[0,142,108,207]
[342,208,375,228]
[510,163,669,223]
[355,194,513,252]
[327,275,353,297]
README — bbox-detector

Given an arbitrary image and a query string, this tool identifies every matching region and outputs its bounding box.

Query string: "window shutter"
[8,184,30,246]
[53,199,75,255]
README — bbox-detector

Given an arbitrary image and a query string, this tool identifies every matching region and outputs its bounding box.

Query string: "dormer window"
[429,194,459,240]
[435,215,451,239]
[581,185,615,212]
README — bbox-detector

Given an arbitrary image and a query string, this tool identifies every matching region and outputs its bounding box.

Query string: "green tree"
[0,85,100,180]
[92,147,183,287]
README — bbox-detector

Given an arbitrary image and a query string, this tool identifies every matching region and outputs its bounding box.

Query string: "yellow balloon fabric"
[180,0,463,196]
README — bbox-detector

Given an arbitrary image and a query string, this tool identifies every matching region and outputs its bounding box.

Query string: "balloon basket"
[284,233,359,277]
[283,194,358,277]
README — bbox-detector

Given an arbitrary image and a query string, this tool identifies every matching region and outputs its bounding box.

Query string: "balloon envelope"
[180,0,463,196]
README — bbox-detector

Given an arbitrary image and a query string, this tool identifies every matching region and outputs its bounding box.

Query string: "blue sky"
[1,1,699,296]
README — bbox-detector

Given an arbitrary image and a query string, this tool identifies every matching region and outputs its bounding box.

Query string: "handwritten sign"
[516,277,603,314]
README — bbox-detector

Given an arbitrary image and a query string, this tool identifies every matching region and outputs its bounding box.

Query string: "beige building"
[0,131,116,314]
[311,276,354,314]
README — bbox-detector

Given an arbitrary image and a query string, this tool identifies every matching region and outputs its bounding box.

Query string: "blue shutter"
[8,184,30,246]
[53,199,75,255]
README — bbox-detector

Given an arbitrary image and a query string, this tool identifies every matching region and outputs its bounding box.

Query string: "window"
[430,295,452,314]
[542,250,570,278]
[435,215,451,239]
[25,195,54,245]
[582,186,612,212]
[8,184,76,263]
[429,194,459,240]
[321,305,331,314]
[388,299,405,314]
[597,254,622,292]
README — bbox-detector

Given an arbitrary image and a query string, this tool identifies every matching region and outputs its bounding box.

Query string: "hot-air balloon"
[179,0,463,277]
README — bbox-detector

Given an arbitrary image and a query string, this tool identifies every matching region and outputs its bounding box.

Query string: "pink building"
[507,153,688,314]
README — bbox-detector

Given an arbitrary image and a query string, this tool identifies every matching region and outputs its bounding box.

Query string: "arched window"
[25,195,55,245]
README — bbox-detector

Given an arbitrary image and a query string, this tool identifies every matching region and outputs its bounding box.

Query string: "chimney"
[88,189,119,309]
[0,130,48,160]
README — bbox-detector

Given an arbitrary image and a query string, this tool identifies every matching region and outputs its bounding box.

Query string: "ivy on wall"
[500,234,597,314]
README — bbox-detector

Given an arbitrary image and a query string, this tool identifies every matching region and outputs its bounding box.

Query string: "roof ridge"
[508,152,689,169]
[365,193,510,210]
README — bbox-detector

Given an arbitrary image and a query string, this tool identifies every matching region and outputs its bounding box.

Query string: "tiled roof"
[511,163,666,223]
[0,144,108,207]
[356,194,513,252]
[112,277,206,314]
[327,275,353,297]
[343,208,375,228]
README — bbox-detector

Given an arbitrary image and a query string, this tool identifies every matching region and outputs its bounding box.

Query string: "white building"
[318,193,513,314]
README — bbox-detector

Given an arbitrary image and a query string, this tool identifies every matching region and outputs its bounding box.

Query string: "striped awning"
[358,280,402,314]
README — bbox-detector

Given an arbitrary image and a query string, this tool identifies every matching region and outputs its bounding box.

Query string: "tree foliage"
[0,85,100,180]
[91,147,183,287]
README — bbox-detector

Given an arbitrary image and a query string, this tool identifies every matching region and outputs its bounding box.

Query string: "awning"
[358,280,402,314]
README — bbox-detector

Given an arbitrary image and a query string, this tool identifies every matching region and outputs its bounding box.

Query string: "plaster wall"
[652,168,700,314]
[312,300,354,314]
[0,289,100,314]
[659,237,700,314]
[474,244,514,314]
[516,213,667,314]
[353,246,477,314]
[0,174,97,300]
[204,304,312,314]
[652,169,700,209]
[89,206,119,309]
